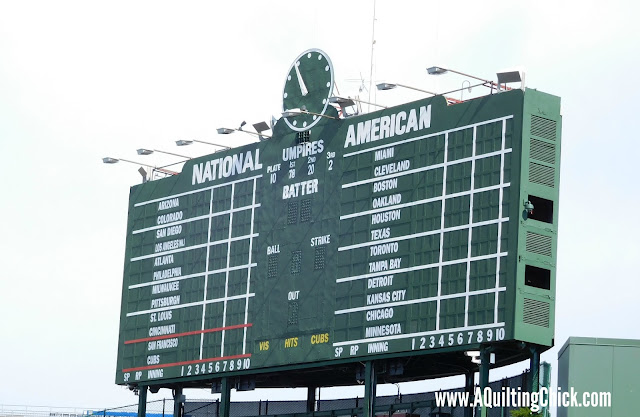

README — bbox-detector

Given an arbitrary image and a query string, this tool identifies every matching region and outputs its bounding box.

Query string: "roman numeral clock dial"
[282,49,334,132]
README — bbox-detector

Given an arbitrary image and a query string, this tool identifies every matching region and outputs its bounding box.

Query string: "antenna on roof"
[368,0,377,113]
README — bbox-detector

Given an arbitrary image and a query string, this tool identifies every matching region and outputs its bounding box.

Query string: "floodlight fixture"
[102,156,178,176]
[376,82,436,96]
[497,70,523,84]
[426,66,448,75]
[253,121,270,134]
[252,121,272,142]
[138,167,148,183]
[137,148,191,159]
[427,66,491,85]
[376,82,397,91]
[282,108,337,120]
[282,108,302,118]
[217,126,271,139]
[328,96,357,118]
[497,69,525,90]
[329,96,356,107]
[102,156,149,166]
[329,96,388,116]
[175,139,231,150]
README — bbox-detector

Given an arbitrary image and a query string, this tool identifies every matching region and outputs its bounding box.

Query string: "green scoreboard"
[115,51,562,388]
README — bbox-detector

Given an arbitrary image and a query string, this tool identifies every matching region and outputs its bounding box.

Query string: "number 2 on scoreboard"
[180,365,192,376]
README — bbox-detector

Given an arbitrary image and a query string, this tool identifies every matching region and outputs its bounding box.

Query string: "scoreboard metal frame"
[115,88,561,388]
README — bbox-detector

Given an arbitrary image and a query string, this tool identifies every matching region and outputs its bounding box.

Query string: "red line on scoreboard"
[122,353,252,373]
[124,323,252,345]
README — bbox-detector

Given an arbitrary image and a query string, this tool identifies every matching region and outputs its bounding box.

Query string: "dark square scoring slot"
[525,265,551,290]
[297,131,311,144]
[528,195,553,223]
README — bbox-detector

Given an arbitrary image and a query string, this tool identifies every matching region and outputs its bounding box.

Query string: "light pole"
[175,139,231,149]
[376,82,437,96]
[427,66,520,92]
[102,157,178,182]
[282,108,337,120]
[217,121,271,141]
[328,96,387,116]
[136,148,191,159]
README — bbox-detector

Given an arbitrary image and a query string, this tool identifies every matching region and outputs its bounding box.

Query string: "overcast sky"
[1,0,639,410]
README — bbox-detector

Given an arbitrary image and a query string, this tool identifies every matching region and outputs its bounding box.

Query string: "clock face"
[282,49,334,132]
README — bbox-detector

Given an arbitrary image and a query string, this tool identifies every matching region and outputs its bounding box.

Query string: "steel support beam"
[137,386,147,417]
[529,346,541,393]
[363,362,377,417]
[464,371,475,417]
[173,387,183,417]
[220,377,231,417]
[307,386,317,413]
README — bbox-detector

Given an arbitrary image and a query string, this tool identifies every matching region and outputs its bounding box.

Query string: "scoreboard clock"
[282,48,334,132]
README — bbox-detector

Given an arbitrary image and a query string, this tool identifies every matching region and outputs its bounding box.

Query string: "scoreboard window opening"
[524,265,551,290]
[296,131,311,144]
[527,195,554,224]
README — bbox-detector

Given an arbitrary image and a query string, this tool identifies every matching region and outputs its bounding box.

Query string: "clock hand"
[294,62,309,96]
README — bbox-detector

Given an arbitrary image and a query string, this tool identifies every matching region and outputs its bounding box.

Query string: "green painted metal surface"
[558,337,640,417]
[115,87,561,387]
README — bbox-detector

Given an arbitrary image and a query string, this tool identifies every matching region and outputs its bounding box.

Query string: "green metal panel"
[558,337,640,417]
[513,89,562,346]
[115,89,561,387]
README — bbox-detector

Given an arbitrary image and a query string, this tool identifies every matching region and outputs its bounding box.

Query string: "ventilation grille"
[530,138,556,165]
[523,298,550,327]
[529,162,555,188]
[526,232,552,257]
[531,116,557,141]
